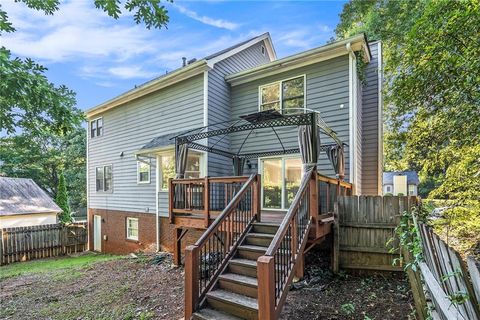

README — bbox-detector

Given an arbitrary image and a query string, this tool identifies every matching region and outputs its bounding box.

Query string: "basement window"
[126,217,139,241]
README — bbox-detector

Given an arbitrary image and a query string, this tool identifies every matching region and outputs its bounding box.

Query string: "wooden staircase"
[193,222,279,320]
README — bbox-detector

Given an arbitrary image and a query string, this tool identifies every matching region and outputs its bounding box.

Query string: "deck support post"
[295,251,305,279]
[184,245,199,319]
[173,228,182,266]
[257,255,276,320]
[309,169,319,238]
[253,174,261,222]
[331,182,341,273]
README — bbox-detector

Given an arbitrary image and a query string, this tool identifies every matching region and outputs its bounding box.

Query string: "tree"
[336,0,480,199]
[0,0,171,135]
[56,172,72,223]
[0,126,87,211]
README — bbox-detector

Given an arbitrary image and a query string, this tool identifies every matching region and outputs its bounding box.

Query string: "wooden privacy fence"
[336,195,419,272]
[0,223,87,265]
[415,223,480,320]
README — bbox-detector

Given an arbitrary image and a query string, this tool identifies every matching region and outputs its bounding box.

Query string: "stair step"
[218,273,258,298]
[228,258,257,278]
[245,233,274,246]
[252,222,279,235]
[193,307,242,320]
[206,289,258,320]
[237,245,268,260]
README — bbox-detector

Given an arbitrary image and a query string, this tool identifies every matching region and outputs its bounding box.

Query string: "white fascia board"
[377,41,384,195]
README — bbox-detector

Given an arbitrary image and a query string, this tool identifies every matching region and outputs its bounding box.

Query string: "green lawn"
[0,252,122,280]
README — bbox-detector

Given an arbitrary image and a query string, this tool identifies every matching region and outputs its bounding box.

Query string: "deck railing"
[169,176,251,228]
[257,167,316,319]
[317,173,353,214]
[184,174,261,319]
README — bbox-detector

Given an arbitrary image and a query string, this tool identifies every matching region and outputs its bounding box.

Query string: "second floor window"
[90,118,103,138]
[259,76,305,114]
[96,165,112,192]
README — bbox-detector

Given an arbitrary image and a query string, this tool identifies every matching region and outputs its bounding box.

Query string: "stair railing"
[184,174,261,319]
[257,167,316,320]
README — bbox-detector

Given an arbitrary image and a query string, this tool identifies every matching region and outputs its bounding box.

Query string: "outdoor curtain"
[232,156,246,176]
[297,124,321,171]
[326,145,345,180]
[175,143,189,179]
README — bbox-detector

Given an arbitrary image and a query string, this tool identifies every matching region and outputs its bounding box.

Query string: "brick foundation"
[88,208,204,255]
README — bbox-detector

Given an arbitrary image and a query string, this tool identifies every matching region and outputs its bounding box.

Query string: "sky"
[1,0,347,111]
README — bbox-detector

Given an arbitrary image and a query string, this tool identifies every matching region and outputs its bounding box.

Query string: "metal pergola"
[172,110,345,161]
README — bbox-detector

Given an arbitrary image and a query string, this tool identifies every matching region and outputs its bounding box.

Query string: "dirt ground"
[280,248,415,320]
[0,251,415,320]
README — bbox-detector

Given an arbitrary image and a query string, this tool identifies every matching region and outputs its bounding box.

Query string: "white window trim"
[95,164,113,193]
[158,149,207,192]
[137,159,151,184]
[258,74,306,114]
[126,217,139,241]
[258,154,303,211]
[90,117,103,138]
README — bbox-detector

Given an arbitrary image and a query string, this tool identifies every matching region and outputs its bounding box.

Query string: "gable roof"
[85,33,275,118]
[383,171,420,185]
[226,33,371,86]
[0,177,62,216]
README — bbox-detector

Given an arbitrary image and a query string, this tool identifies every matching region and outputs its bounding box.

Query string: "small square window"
[126,217,139,241]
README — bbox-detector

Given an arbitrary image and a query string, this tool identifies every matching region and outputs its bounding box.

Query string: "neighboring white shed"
[0,177,61,228]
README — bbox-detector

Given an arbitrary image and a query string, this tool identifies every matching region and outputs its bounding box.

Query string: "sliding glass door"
[261,157,302,210]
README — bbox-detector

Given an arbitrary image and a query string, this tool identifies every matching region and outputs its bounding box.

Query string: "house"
[0,177,61,228]
[85,32,383,256]
[383,171,419,196]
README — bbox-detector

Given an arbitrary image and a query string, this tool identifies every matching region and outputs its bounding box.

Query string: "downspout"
[346,42,357,194]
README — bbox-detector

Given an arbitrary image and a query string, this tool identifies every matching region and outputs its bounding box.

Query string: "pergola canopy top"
[172,110,345,160]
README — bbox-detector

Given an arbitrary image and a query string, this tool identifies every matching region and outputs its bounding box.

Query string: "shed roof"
[0,177,61,216]
[383,171,419,185]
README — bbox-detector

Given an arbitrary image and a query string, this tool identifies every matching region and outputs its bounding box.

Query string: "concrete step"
[206,289,258,320]
[245,233,274,247]
[252,222,279,235]
[192,307,242,320]
[218,273,258,298]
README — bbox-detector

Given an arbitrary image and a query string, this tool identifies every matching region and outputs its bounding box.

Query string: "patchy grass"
[0,252,121,280]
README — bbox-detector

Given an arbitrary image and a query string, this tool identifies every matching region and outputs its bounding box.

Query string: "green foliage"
[55,172,71,223]
[387,206,427,271]
[336,0,480,200]
[340,303,356,315]
[0,126,87,212]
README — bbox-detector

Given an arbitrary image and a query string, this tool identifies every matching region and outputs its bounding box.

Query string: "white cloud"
[108,66,158,79]
[174,4,239,30]
[275,24,333,50]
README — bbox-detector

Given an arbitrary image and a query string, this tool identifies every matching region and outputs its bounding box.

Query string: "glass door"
[261,157,302,210]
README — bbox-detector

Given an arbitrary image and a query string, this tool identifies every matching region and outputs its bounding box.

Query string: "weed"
[340,303,355,315]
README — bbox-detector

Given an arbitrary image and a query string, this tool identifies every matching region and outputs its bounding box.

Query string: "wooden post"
[184,245,199,319]
[253,175,262,222]
[168,178,174,224]
[204,177,210,228]
[257,255,276,320]
[309,171,319,237]
[173,228,182,266]
[332,200,340,273]
[403,247,427,320]
[295,251,305,279]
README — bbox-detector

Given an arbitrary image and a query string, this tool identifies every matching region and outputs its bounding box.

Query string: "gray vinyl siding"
[207,41,271,177]
[229,55,351,180]
[361,42,381,195]
[88,74,204,216]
